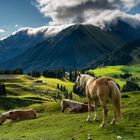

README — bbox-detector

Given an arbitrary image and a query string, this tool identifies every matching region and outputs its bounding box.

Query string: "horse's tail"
[109,80,122,120]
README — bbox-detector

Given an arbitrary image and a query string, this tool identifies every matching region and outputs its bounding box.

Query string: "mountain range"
[0,25,69,63]
[0,20,140,72]
[81,38,140,70]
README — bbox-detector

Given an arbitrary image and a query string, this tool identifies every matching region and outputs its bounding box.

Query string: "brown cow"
[61,99,94,113]
[0,109,37,125]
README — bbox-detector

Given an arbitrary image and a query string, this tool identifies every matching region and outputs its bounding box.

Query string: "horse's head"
[0,114,6,125]
[75,74,82,90]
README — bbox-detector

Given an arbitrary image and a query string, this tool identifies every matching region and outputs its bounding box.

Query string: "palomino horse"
[75,74,122,127]
[0,109,37,125]
[61,99,94,113]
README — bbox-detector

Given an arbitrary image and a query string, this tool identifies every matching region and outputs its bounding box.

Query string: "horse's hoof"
[86,118,92,122]
[94,118,99,122]
[111,121,115,125]
[100,124,105,128]
[86,119,90,122]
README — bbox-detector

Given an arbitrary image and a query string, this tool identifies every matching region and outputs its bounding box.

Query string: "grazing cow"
[61,99,94,113]
[0,109,37,125]
[75,74,122,127]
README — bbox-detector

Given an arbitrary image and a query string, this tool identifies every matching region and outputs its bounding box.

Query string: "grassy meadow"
[88,64,140,88]
[0,65,140,140]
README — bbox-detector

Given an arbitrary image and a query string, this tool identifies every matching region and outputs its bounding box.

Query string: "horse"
[0,109,37,125]
[61,99,94,113]
[75,74,122,127]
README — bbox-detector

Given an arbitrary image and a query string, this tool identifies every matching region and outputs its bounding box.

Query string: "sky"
[0,0,140,39]
[0,0,50,39]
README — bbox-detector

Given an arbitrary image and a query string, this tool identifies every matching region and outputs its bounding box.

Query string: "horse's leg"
[94,100,98,121]
[100,101,108,127]
[111,105,117,125]
[86,97,92,122]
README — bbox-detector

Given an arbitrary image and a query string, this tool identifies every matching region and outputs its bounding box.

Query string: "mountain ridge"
[1,21,140,71]
[81,38,140,70]
[0,24,124,72]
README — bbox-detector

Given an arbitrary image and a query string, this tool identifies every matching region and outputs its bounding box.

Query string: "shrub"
[64,90,68,99]
[0,83,6,96]
[120,73,132,79]
[68,92,73,100]
[122,80,140,92]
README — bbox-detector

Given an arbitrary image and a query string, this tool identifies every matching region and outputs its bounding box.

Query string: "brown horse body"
[0,109,37,125]
[76,74,122,127]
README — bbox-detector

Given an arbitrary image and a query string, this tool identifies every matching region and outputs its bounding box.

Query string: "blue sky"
[0,0,50,38]
[0,0,140,39]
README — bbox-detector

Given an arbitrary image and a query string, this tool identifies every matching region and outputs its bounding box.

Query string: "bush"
[68,92,73,100]
[64,90,68,99]
[0,83,6,96]
[120,73,132,79]
[122,80,140,92]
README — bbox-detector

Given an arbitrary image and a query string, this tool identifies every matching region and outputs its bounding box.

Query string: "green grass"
[39,76,74,92]
[0,74,140,140]
[89,65,140,77]
[88,65,140,87]
[0,92,140,140]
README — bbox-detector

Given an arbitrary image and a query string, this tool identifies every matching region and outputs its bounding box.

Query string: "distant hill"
[0,24,124,71]
[0,25,69,63]
[81,38,140,70]
[1,21,140,71]
[108,20,140,43]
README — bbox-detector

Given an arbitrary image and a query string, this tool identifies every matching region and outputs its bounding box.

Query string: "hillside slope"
[82,38,140,70]
[88,65,140,88]
[0,24,124,71]
[0,75,139,140]
[109,20,140,43]
[0,26,69,63]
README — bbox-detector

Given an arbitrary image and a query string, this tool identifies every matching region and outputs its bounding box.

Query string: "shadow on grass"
[23,96,49,101]
[0,96,43,110]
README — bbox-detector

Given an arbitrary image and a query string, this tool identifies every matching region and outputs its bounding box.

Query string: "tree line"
[57,84,73,99]
[0,82,6,96]
[27,69,79,82]
[0,68,23,74]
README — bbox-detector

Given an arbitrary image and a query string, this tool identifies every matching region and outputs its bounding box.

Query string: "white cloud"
[121,0,140,10]
[14,24,19,28]
[14,24,23,29]
[85,10,140,29]
[0,29,5,33]
[34,0,140,28]
[11,24,72,37]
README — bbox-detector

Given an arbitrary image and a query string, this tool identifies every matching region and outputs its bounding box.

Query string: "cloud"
[121,0,140,10]
[14,24,24,29]
[11,24,72,37]
[14,24,20,28]
[86,10,140,29]
[34,0,140,28]
[0,29,5,33]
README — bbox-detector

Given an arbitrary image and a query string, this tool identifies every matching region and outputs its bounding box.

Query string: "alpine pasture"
[0,65,140,140]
